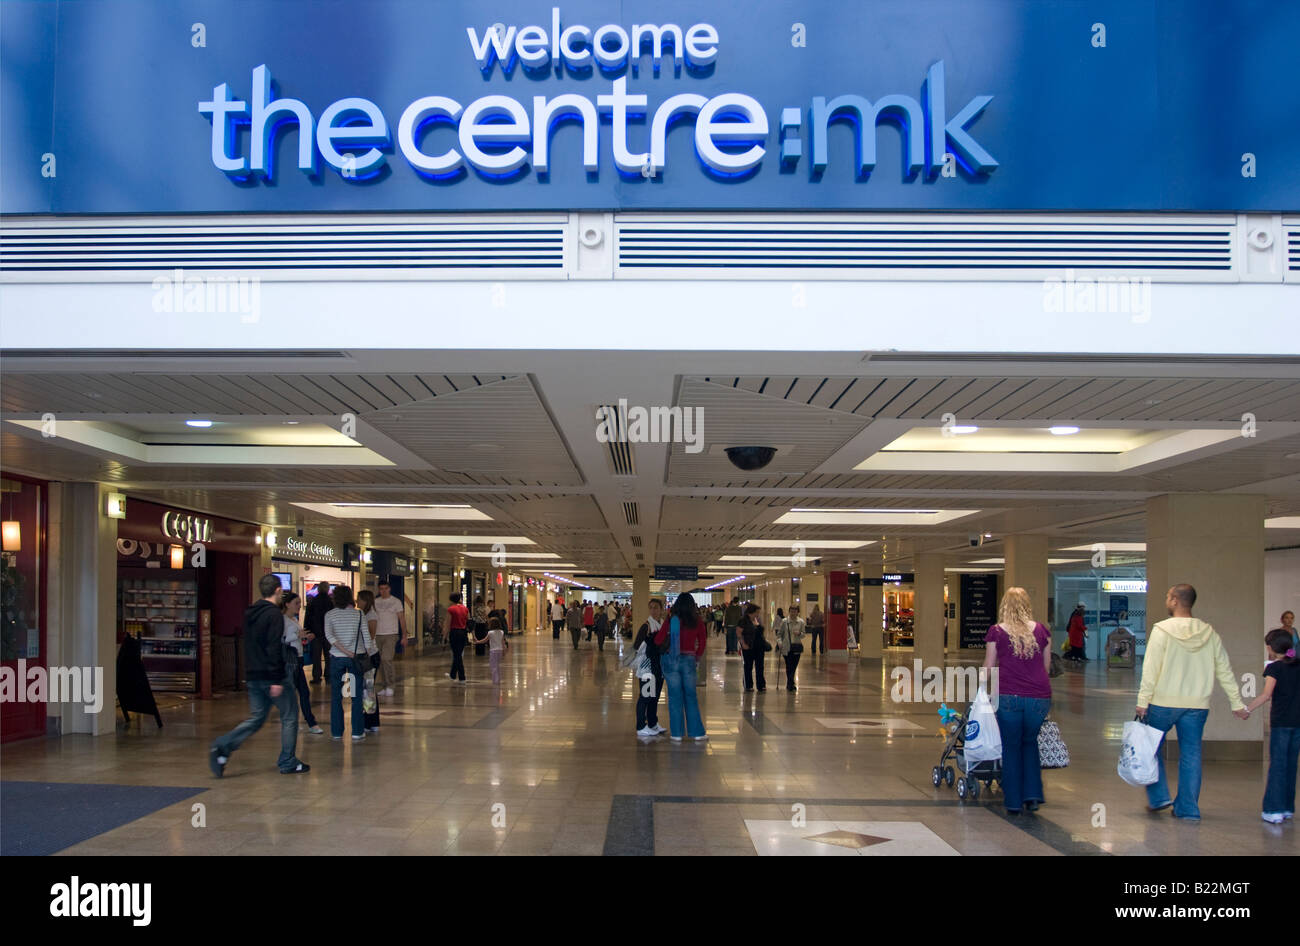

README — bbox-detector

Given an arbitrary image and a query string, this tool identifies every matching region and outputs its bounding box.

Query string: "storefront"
[270,531,353,608]
[871,573,916,647]
[1,473,49,742]
[115,498,259,693]
[1051,569,1148,660]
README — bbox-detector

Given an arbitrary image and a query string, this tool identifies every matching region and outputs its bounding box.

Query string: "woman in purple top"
[982,587,1053,815]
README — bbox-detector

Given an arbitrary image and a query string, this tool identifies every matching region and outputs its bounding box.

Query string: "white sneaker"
[670,735,682,742]
[351,733,366,743]
[636,726,656,737]
[1262,812,1286,824]
[649,724,666,735]
[307,725,324,735]
[693,734,709,742]
[1284,812,1295,820]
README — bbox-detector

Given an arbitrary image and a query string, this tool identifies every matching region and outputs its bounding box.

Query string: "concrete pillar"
[59,483,118,736]
[913,552,946,668]
[859,559,883,660]
[1146,494,1265,756]
[1005,534,1050,627]
[632,568,650,631]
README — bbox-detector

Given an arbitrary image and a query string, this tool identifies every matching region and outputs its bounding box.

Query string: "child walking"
[1243,628,1299,824]
[486,617,508,686]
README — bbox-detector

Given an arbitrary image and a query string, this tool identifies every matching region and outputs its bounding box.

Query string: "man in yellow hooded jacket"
[1136,583,1249,821]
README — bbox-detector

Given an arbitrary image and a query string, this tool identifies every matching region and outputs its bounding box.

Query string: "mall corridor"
[2,630,1291,857]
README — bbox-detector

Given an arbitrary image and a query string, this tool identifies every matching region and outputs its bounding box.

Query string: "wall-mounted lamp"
[105,492,127,520]
[362,550,372,565]
[255,533,263,546]
[421,562,428,574]
[170,545,184,569]
[1,520,21,553]
[266,530,278,550]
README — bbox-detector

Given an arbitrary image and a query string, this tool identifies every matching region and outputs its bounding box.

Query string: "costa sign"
[161,510,212,544]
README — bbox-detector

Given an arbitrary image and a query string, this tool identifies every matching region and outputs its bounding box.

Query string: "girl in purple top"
[982,587,1053,815]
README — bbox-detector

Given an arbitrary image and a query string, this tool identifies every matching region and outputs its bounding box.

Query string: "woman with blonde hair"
[982,587,1053,815]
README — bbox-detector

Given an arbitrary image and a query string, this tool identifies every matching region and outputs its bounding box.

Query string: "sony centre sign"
[198,7,997,184]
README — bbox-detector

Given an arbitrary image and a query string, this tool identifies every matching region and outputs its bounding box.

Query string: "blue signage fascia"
[2,0,1298,215]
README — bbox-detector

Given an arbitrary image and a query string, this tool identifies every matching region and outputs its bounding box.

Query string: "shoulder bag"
[354,611,381,671]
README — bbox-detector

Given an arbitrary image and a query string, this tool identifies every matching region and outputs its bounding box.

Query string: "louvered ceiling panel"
[1180,379,1300,421]
[1152,380,1272,421]
[849,378,913,416]
[1004,378,1093,418]
[487,495,608,532]
[1069,378,1182,418]
[935,378,1019,417]
[992,378,1077,420]
[1108,380,1219,420]
[361,375,579,481]
[666,379,871,484]
[896,377,975,417]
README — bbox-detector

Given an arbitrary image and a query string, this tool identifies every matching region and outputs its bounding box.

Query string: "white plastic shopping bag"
[962,686,1002,771]
[1117,717,1164,786]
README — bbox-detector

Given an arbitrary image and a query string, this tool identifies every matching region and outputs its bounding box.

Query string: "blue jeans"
[1143,705,1208,818]
[1263,726,1300,815]
[994,694,1050,811]
[329,655,366,738]
[212,677,300,771]
[661,653,705,739]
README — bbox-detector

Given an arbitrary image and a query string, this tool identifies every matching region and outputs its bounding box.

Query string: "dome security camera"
[724,446,777,471]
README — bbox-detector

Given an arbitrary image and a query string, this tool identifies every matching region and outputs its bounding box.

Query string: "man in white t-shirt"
[551,597,566,640]
[373,581,406,697]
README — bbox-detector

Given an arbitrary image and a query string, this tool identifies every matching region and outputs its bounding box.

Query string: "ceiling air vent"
[615,214,1236,280]
[0,215,569,281]
[629,535,643,547]
[599,404,637,475]
[623,502,640,526]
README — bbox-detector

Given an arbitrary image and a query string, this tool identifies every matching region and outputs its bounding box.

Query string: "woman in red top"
[653,593,708,742]
[582,601,595,641]
[1066,605,1088,661]
[446,592,470,682]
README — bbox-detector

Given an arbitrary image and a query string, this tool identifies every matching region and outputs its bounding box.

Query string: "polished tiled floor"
[3,630,1296,856]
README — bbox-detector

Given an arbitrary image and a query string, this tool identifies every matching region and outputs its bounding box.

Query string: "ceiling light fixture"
[185,419,213,428]
[1048,426,1081,435]
[951,425,979,435]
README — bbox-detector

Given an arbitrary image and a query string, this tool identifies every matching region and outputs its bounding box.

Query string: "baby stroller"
[931,703,1002,802]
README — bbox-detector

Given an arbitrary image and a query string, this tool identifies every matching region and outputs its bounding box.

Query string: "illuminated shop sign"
[7,0,1298,214]
[199,13,994,184]
[161,510,212,544]
[279,535,343,565]
[1101,580,1147,593]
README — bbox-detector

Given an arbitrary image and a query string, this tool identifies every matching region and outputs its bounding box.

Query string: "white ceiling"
[2,348,1298,585]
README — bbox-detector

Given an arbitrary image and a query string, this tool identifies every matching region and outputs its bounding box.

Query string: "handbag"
[353,612,381,672]
[1037,719,1070,768]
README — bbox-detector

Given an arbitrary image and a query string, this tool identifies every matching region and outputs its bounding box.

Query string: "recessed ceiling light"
[284,421,300,425]
[1048,426,1081,435]
[185,419,213,428]
[951,425,979,435]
